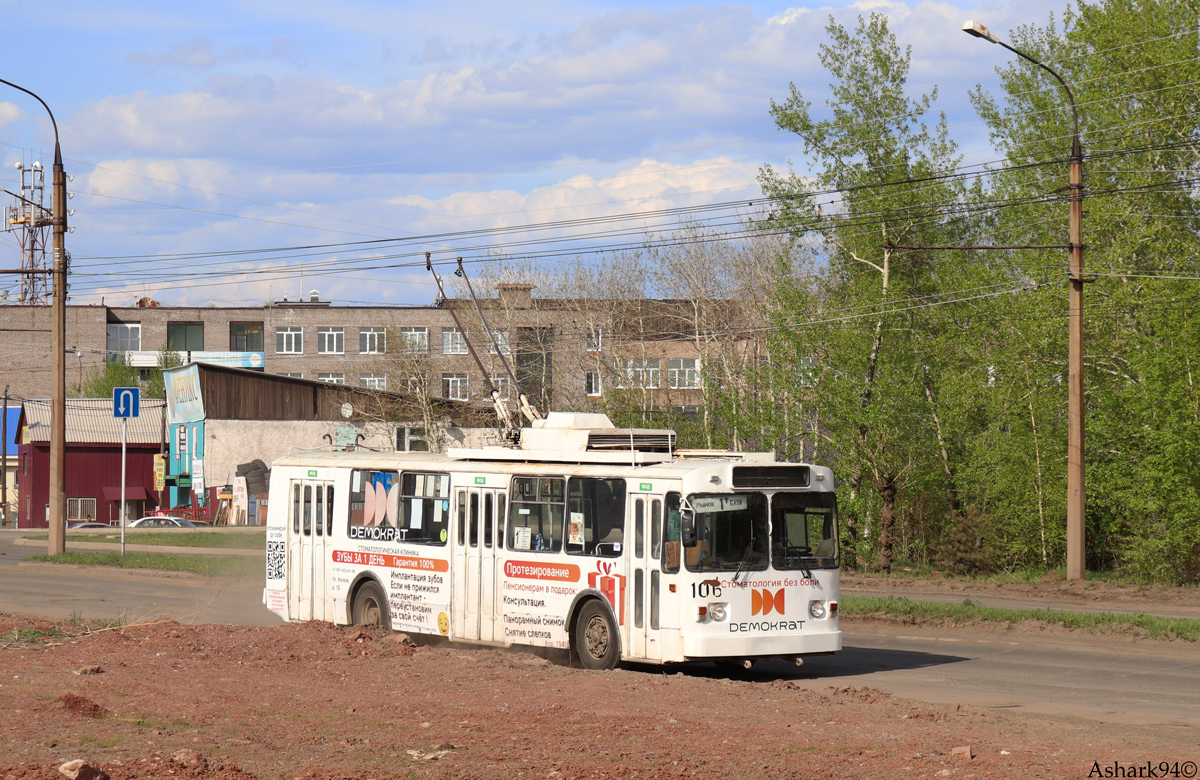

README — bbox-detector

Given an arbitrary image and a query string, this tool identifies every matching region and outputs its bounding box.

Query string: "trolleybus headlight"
[709,603,728,622]
[809,600,827,619]
[829,601,838,617]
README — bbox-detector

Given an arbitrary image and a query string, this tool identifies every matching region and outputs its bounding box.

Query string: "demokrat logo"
[751,588,786,616]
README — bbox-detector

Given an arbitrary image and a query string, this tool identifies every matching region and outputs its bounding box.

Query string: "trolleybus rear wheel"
[574,600,619,670]
[352,582,390,629]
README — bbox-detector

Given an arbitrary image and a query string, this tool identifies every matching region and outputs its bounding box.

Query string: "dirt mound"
[55,693,107,719]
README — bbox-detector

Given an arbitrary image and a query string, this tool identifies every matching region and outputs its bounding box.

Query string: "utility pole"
[1066,130,1085,580]
[1,78,68,554]
[963,21,1086,580]
[51,136,67,553]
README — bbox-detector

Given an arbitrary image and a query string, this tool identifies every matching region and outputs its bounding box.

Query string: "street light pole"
[963,21,1086,580]
[1,78,68,555]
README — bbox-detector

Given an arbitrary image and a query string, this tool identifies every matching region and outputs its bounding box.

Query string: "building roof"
[20,398,165,445]
[4,406,19,455]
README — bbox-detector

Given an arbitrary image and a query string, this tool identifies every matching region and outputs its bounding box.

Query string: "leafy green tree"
[759,13,981,570]
[970,0,1200,580]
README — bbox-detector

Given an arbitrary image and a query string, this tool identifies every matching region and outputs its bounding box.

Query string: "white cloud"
[0,101,26,126]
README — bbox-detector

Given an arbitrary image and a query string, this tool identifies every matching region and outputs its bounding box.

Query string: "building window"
[400,327,428,353]
[488,329,510,355]
[489,374,511,401]
[106,323,141,354]
[360,373,387,390]
[317,373,345,384]
[275,327,303,354]
[442,373,468,400]
[317,327,344,355]
[359,327,386,354]
[279,372,303,378]
[407,374,429,394]
[67,497,98,521]
[230,322,264,351]
[668,358,700,390]
[396,427,430,452]
[442,327,467,355]
[586,328,603,352]
[672,405,702,420]
[167,323,203,352]
[616,358,660,389]
[586,372,602,397]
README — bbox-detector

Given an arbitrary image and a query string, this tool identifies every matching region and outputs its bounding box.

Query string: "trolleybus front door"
[626,494,664,660]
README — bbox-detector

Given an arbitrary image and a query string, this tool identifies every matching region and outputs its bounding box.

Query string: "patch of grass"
[841,595,1200,642]
[27,551,264,579]
[26,531,265,550]
[7,626,61,644]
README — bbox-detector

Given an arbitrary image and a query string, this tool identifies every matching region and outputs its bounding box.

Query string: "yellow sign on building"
[153,454,166,492]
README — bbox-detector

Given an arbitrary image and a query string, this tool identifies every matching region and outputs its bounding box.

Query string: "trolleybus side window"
[770,491,839,569]
[469,492,479,547]
[508,476,564,552]
[349,469,398,528]
[564,477,625,558]
[497,494,506,545]
[650,499,662,560]
[685,492,769,573]
[662,492,681,573]
[397,472,450,545]
[292,483,301,535]
[315,485,323,536]
[634,498,645,558]
[325,487,334,536]
[483,494,493,548]
[457,491,467,545]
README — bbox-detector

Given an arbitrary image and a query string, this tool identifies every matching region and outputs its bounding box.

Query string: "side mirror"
[681,509,697,547]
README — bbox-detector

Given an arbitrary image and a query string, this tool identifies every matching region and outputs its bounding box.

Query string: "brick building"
[0,284,718,418]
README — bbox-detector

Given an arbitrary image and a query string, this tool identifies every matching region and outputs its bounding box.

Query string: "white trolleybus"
[263,412,840,669]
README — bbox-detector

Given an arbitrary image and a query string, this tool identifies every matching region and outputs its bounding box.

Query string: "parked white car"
[127,516,197,528]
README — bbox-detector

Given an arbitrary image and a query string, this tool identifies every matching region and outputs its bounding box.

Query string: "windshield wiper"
[731,544,753,582]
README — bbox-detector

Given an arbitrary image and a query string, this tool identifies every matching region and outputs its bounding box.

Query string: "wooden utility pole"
[0,78,68,553]
[962,21,1086,580]
[1066,133,1086,581]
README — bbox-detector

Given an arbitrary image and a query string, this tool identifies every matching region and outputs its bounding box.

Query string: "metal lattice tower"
[4,160,52,304]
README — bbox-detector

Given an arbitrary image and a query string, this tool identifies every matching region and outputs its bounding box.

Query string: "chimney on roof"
[497,283,535,309]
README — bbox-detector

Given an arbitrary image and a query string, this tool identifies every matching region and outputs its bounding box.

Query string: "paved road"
[0,530,281,627]
[4,530,1198,735]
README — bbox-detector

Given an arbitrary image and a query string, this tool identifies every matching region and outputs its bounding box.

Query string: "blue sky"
[0,0,1049,307]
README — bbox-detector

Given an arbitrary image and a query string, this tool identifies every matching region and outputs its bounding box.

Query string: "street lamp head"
[962,20,1000,43]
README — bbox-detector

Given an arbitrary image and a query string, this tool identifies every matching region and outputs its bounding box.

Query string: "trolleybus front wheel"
[352,582,390,629]
[574,600,619,670]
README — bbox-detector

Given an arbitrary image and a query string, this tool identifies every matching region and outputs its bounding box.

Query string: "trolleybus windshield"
[770,491,838,569]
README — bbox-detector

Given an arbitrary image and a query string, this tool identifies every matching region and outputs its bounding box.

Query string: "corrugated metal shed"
[21,398,165,445]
